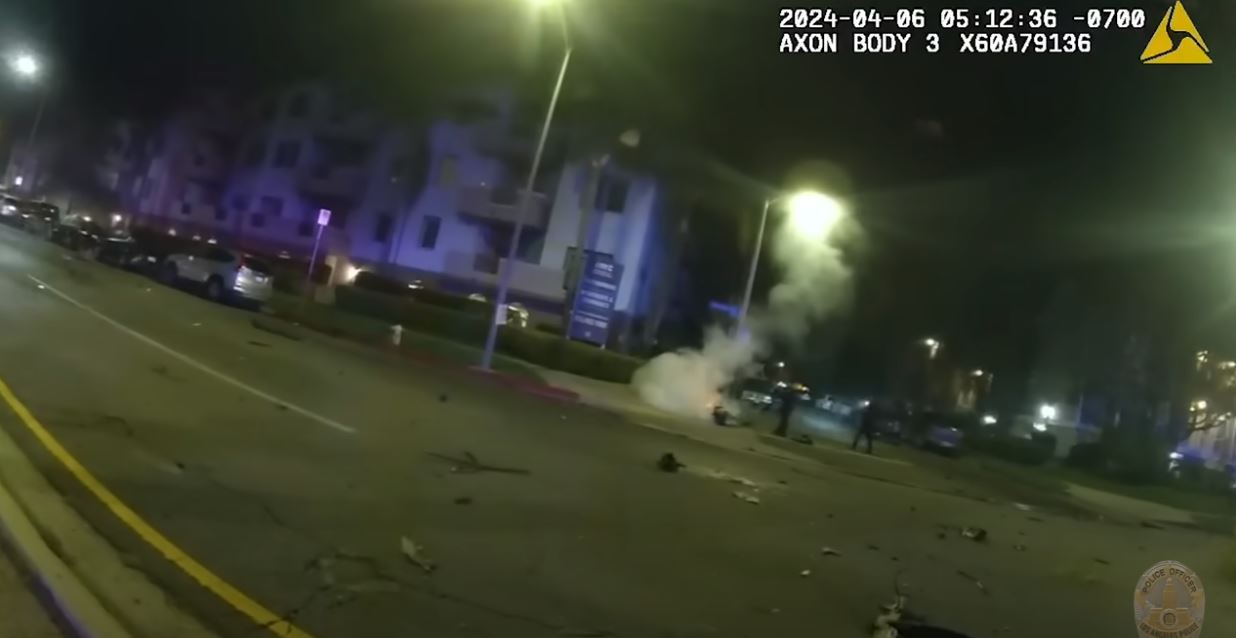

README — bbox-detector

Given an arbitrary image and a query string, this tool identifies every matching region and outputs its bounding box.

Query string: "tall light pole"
[480,0,571,370]
[7,52,45,194]
[735,190,844,337]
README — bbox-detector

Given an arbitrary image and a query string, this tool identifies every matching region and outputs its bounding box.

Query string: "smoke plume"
[631,209,854,418]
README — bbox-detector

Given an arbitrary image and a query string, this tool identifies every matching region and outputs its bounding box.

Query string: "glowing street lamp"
[921,337,941,359]
[1039,403,1058,422]
[480,0,571,370]
[7,51,45,193]
[735,189,846,336]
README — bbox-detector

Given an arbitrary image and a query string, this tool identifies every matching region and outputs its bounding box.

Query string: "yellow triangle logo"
[1141,1,1212,64]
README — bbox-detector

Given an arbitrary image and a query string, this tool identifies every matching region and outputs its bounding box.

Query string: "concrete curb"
[0,453,131,638]
[0,410,218,638]
[256,312,581,404]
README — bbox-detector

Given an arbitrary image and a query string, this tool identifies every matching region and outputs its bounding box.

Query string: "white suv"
[160,245,274,305]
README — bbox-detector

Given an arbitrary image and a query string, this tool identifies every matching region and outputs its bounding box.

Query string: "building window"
[214,207,228,221]
[438,155,458,187]
[259,196,283,218]
[180,202,192,216]
[287,92,310,118]
[273,141,300,168]
[244,141,265,166]
[250,214,266,228]
[374,214,393,242]
[419,216,441,249]
[232,194,249,211]
[597,176,629,212]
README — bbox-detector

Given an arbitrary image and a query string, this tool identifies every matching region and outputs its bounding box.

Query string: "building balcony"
[299,165,367,199]
[456,185,549,228]
[444,251,565,301]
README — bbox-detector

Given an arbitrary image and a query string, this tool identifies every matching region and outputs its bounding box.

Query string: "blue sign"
[568,252,623,346]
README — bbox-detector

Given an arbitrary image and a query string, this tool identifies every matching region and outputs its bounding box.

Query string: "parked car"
[159,245,274,305]
[50,213,137,262]
[0,195,21,225]
[905,410,970,456]
[16,200,60,235]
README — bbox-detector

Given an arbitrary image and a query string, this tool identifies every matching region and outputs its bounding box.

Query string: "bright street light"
[480,0,572,370]
[1039,403,1058,421]
[735,189,846,336]
[10,53,38,79]
[972,368,984,377]
[921,337,941,359]
[785,191,844,241]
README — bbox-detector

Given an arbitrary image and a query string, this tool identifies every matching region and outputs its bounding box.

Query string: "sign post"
[567,251,623,346]
[301,208,330,309]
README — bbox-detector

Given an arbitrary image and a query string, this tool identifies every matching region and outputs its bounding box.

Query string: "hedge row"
[335,285,642,383]
[353,271,490,316]
[969,431,1057,466]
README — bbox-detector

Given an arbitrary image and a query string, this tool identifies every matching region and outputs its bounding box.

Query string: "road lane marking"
[27,275,356,434]
[0,376,320,638]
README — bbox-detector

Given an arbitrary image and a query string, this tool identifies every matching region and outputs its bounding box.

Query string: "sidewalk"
[0,548,62,638]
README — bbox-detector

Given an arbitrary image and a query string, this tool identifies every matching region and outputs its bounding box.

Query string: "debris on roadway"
[657,453,685,473]
[820,546,842,557]
[960,527,988,542]
[732,491,761,505]
[429,451,531,475]
[955,570,988,595]
[400,536,436,573]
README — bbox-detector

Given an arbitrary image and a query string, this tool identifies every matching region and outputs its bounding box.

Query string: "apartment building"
[108,85,674,341]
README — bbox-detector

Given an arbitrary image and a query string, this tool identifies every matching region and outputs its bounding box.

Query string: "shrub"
[1065,442,1106,471]
[354,271,412,296]
[971,432,1055,466]
[334,285,643,382]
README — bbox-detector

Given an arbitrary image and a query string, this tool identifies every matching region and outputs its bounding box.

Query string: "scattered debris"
[276,404,289,412]
[1013,502,1032,512]
[792,433,813,445]
[867,544,881,552]
[960,527,988,542]
[1140,521,1165,530]
[191,322,202,327]
[247,340,272,348]
[656,453,685,473]
[909,506,917,513]
[956,570,988,594]
[777,479,788,485]
[400,537,436,573]
[799,569,812,577]
[1013,544,1027,552]
[428,451,530,476]
[453,496,473,505]
[820,547,842,557]
[1093,558,1110,566]
[732,491,761,505]
[1027,516,1045,523]
[937,532,947,540]
[438,393,449,403]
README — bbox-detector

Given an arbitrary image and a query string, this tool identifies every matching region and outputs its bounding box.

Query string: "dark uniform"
[852,403,878,454]
[774,389,797,437]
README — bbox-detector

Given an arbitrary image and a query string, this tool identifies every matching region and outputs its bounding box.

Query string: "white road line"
[27,275,357,435]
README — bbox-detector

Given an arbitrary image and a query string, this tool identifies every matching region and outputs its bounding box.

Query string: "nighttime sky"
[3,0,1235,391]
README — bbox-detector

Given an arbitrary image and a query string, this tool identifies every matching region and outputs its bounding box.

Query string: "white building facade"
[111,85,672,339]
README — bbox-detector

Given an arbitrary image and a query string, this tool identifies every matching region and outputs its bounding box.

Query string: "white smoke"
[631,212,853,418]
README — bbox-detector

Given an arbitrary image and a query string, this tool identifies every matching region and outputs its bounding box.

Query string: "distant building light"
[1038,403,1057,421]
[972,369,985,377]
[81,215,92,223]
[343,265,364,283]
[981,414,998,425]
[14,176,23,187]
[1033,422,1048,432]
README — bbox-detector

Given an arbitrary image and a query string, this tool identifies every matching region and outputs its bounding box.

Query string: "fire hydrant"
[390,324,403,348]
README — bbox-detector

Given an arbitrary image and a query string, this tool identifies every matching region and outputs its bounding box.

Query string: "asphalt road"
[0,224,1234,638]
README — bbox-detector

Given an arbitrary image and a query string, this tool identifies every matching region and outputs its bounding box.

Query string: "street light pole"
[479,45,572,370]
[735,197,772,338]
[22,87,46,195]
